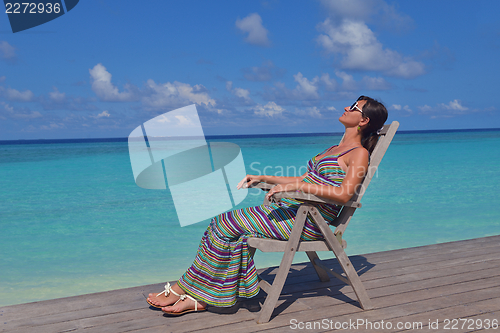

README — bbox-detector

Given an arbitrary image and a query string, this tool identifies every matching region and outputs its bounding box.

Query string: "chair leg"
[306,251,330,282]
[248,246,256,259]
[256,205,309,324]
[312,209,373,310]
[331,246,373,309]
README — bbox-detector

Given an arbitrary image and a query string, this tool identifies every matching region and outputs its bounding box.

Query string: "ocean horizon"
[2,127,500,145]
[1,127,500,307]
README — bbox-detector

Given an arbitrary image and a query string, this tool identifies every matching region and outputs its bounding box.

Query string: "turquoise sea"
[1,129,500,307]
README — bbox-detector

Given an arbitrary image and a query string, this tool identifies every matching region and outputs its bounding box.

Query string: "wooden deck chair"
[247,121,399,323]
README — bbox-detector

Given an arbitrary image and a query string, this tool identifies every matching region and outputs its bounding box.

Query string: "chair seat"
[247,237,330,252]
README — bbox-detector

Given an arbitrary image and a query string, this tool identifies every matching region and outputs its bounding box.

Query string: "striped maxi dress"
[177,145,359,307]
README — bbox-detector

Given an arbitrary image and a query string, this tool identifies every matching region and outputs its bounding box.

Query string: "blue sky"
[1,0,499,140]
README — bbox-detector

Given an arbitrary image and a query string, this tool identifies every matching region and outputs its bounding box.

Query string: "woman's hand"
[237,175,262,190]
[265,182,300,201]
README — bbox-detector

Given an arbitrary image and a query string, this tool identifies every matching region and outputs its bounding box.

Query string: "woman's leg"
[149,202,327,310]
[176,203,303,308]
[161,283,207,313]
[147,283,182,308]
[147,283,207,312]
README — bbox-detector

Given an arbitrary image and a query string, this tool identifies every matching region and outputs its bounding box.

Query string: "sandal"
[146,282,183,309]
[162,294,207,316]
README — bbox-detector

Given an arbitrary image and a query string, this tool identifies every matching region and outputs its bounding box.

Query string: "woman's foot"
[162,294,206,315]
[147,283,184,308]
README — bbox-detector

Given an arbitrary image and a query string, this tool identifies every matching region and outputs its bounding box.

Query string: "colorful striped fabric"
[177,145,359,307]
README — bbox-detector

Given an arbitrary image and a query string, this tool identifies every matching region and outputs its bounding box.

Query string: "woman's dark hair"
[357,95,388,154]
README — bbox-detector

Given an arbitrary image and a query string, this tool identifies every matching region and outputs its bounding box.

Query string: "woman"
[147,96,388,315]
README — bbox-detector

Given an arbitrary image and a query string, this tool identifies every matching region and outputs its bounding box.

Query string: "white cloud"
[0,76,6,82]
[49,87,66,103]
[264,71,370,102]
[96,110,110,118]
[295,106,322,118]
[391,104,412,116]
[233,87,251,100]
[403,105,413,114]
[293,73,320,99]
[40,123,65,130]
[362,76,391,90]
[316,18,424,78]
[320,73,338,91]
[242,60,285,81]
[89,63,135,102]
[253,102,284,117]
[236,13,270,46]
[174,115,192,125]
[0,41,16,60]
[155,114,171,123]
[319,0,414,31]
[319,0,374,21]
[264,72,322,102]
[440,99,468,112]
[418,99,472,118]
[143,79,216,109]
[88,63,216,110]
[335,71,357,91]
[2,102,13,113]
[226,81,251,102]
[1,102,42,119]
[418,105,433,113]
[2,87,34,101]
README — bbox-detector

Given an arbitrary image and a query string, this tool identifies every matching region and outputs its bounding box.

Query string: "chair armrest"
[272,191,362,208]
[248,182,361,208]
[248,182,273,191]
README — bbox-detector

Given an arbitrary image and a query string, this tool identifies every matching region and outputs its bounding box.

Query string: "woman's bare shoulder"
[346,146,369,165]
[352,146,369,158]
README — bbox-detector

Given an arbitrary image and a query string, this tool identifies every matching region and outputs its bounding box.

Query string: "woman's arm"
[265,149,369,204]
[237,173,307,190]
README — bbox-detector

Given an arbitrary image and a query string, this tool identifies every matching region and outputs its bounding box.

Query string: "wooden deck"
[2,235,500,333]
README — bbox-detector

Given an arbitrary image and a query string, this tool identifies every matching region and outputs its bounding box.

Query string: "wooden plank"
[2,250,496,330]
[0,282,165,319]
[2,254,496,332]
[162,244,500,332]
[251,243,500,293]
[1,236,500,333]
[135,252,498,329]
[218,277,500,333]
[261,247,500,300]
[193,266,500,332]
[284,241,500,285]
[376,297,500,333]
[357,235,500,263]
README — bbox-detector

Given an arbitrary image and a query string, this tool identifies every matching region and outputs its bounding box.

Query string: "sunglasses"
[349,101,365,116]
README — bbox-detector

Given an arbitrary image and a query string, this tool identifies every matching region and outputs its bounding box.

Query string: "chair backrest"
[350,120,399,203]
